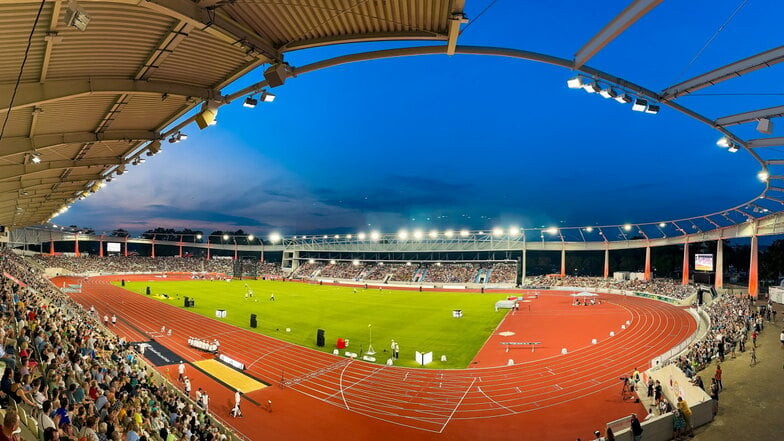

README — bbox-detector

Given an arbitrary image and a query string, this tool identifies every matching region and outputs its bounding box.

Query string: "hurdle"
[501,342,541,353]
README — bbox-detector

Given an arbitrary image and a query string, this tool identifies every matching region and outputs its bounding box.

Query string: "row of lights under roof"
[309,259,448,266]
[567,76,659,114]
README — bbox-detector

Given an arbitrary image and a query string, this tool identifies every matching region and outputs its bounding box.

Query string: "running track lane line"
[439,377,477,433]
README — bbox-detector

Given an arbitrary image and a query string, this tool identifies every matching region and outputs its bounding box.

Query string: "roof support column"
[151,237,156,258]
[49,233,54,256]
[74,233,80,257]
[99,235,104,258]
[603,246,610,279]
[682,241,690,285]
[749,235,759,298]
[124,237,128,257]
[715,239,724,289]
[560,246,566,278]
[521,244,527,283]
[644,245,651,281]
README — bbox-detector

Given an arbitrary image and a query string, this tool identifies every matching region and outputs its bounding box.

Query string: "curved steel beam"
[0,131,159,159]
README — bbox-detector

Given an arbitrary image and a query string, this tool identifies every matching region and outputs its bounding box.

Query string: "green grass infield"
[117,280,509,369]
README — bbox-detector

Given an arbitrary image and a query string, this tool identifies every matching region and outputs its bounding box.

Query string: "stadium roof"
[3,0,784,241]
[0,0,465,228]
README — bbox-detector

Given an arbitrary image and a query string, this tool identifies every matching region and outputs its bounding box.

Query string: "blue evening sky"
[55,1,784,237]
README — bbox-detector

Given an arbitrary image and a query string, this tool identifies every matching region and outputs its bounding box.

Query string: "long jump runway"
[65,276,697,441]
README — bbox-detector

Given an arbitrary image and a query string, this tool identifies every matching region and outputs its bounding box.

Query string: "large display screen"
[107,242,121,253]
[695,254,713,272]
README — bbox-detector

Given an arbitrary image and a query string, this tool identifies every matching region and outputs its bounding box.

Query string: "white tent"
[570,291,598,297]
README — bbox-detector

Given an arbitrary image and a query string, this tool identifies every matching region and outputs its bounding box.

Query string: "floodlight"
[334,235,340,239]
[599,88,617,99]
[716,137,730,147]
[352,259,360,266]
[631,98,647,112]
[398,230,409,240]
[566,76,583,89]
[658,222,666,228]
[196,234,202,240]
[583,82,601,93]
[546,227,559,235]
[728,144,739,153]
[758,171,769,182]
[370,231,380,241]
[65,0,90,31]
[444,230,454,238]
[584,226,593,232]
[757,118,773,134]
[178,133,188,141]
[492,227,503,237]
[248,234,254,241]
[508,227,519,235]
[614,93,632,104]
[623,224,632,231]
[30,152,42,164]
[406,262,412,266]
[358,232,367,240]
[222,234,229,240]
[346,234,352,239]
[195,101,221,129]
[308,258,315,264]
[428,230,438,239]
[260,90,276,102]
[330,259,336,264]
[243,96,258,108]
[269,232,281,243]
[644,104,660,114]
[460,229,469,237]
[413,230,423,240]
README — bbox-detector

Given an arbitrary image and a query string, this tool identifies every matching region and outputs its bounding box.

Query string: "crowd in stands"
[290,262,322,279]
[674,294,758,375]
[387,264,419,282]
[318,263,363,280]
[1,250,229,441]
[361,264,388,281]
[487,263,516,284]
[523,275,697,299]
[422,263,477,284]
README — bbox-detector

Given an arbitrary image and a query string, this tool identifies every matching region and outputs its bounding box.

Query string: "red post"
[74,234,80,257]
[151,236,156,258]
[748,235,759,298]
[49,233,55,255]
[207,239,211,260]
[124,237,128,257]
[603,246,609,279]
[99,235,104,257]
[234,242,238,260]
[179,235,183,258]
[682,241,690,285]
[644,245,651,281]
[560,247,566,277]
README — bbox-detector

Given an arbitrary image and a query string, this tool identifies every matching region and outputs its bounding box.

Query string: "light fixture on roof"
[263,62,293,87]
[716,136,731,148]
[757,118,773,134]
[659,222,666,228]
[168,132,186,143]
[623,224,632,231]
[566,76,584,89]
[583,81,601,94]
[545,227,559,235]
[30,151,42,164]
[728,144,740,153]
[195,101,221,129]
[758,171,769,182]
[644,103,660,114]
[64,0,90,31]
[243,96,258,108]
[584,226,593,232]
[599,87,618,99]
[631,98,647,112]
[614,93,632,104]
[260,90,276,102]
[116,165,126,175]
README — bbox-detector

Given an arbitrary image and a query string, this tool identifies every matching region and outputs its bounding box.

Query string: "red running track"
[60,275,696,441]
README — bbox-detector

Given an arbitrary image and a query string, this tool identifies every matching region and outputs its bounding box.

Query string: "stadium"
[1,2,784,441]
